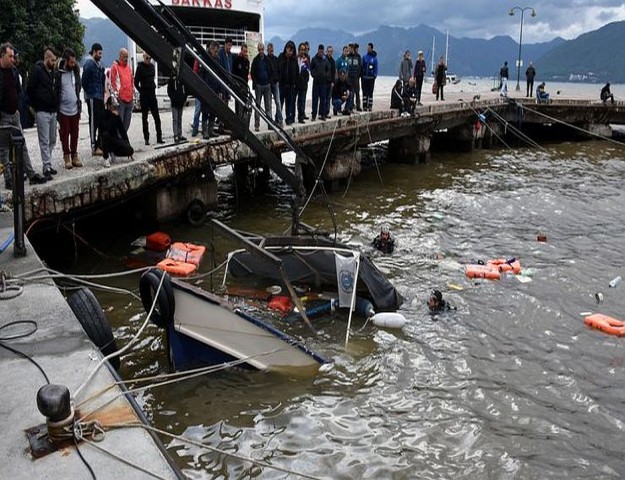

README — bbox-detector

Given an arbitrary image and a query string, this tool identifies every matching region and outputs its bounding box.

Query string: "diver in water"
[427,289,455,312]
[372,225,395,254]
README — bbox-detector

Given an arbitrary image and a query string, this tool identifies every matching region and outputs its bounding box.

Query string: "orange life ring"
[157,258,197,276]
[465,265,501,280]
[487,258,522,274]
[167,242,206,266]
[584,313,625,337]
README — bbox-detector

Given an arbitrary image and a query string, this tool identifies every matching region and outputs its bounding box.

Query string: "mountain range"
[81,17,625,83]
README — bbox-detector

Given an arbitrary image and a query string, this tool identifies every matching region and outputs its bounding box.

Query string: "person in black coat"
[390,80,403,112]
[167,75,187,143]
[100,96,134,166]
[27,47,59,179]
[278,40,298,125]
[232,44,250,122]
[402,77,418,115]
[134,52,163,145]
[601,82,615,104]
[435,56,447,101]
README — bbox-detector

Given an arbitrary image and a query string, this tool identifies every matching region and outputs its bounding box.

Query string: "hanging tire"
[67,288,121,370]
[186,199,206,227]
[139,268,175,329]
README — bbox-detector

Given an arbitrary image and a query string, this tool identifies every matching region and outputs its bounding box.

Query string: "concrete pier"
[0,215,181,479]
[1,90,623,225]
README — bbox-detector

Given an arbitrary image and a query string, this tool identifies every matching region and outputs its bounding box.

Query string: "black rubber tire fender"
[67,287,121,370]
[186,199,206,227]
[139,268,175,329]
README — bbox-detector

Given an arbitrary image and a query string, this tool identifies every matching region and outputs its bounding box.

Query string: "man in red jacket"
[110,48,134,131]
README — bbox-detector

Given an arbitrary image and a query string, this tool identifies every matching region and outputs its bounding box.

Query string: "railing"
[187,26,246,47]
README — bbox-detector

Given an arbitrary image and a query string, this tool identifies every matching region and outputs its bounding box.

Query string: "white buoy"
[371,312,407,329]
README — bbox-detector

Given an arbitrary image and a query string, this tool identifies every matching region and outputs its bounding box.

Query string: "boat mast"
[430,36,435,76]
[445,30,449,67]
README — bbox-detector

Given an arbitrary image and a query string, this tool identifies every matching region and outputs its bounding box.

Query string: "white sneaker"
[103,159,111,168]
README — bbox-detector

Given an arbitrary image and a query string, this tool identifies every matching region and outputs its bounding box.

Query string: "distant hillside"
[269,25,564,79]
[81,17,127,67]
[536,21,625,83]
[82,16,623,83]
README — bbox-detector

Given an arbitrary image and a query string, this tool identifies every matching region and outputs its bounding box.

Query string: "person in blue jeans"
[266,43,283,126]
[331,70,353,115]
[296,42,310,123]
[536,82,550,102]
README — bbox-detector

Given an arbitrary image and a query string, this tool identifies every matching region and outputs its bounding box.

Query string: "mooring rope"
[104,422,324,480]
[461,100,513,150]
[512,100,625,147]
[299,118,340,218]
[365,116,384,185]
[73,270,165,401]
[78,435,170,480]
[76,344,297,418]
[485,106,547,151]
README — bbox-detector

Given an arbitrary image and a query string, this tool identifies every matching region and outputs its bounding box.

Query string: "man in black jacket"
[347,43,363,111]
[278,41,297,125]
[232,43,250,122]
[167,75,187,143]
[134,52,163,145]
[250,42,272,132]
[27,47,59,180]
[0,42,46,189]
[325,45,336,118]
[525,61,536,98]
[310,44,330,121]
[101,96,134,164]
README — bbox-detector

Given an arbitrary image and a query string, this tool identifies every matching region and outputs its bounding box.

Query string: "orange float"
[584,314,625,337]
[465,265,501,280]
[487,258,522,274]
[167,242,206,266]
[157,258,197,276]
[145,232,171,252]
[268,295,293,315]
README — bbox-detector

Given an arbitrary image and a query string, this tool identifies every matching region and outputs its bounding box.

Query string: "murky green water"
[47,139,625,479]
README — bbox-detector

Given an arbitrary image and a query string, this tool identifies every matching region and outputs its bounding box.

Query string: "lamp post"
[509,6,536,91]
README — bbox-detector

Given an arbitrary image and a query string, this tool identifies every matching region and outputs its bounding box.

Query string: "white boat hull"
[169,280,325,373]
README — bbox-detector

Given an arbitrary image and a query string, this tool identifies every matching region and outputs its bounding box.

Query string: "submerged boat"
[139,220,404,374]
[140,269,327,374]
[225,240,403,313]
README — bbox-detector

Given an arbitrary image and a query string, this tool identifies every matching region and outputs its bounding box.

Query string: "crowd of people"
[0,41,140,189]
[1,36,619,190]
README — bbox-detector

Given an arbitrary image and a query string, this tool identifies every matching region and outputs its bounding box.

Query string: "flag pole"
[344,252,361,347]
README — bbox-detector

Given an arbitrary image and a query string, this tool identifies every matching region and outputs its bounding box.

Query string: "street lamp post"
[509,6,536,91]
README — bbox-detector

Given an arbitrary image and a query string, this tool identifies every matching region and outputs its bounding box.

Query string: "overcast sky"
[76,0,625,42]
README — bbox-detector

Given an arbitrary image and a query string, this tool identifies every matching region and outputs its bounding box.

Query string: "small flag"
[335,252,358,308]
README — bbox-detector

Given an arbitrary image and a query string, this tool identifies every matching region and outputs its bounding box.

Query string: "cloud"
[265,0,625,42]
[77,0,625,43]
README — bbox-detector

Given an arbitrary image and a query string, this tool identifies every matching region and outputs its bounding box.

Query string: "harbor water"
[39,83,625,478]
